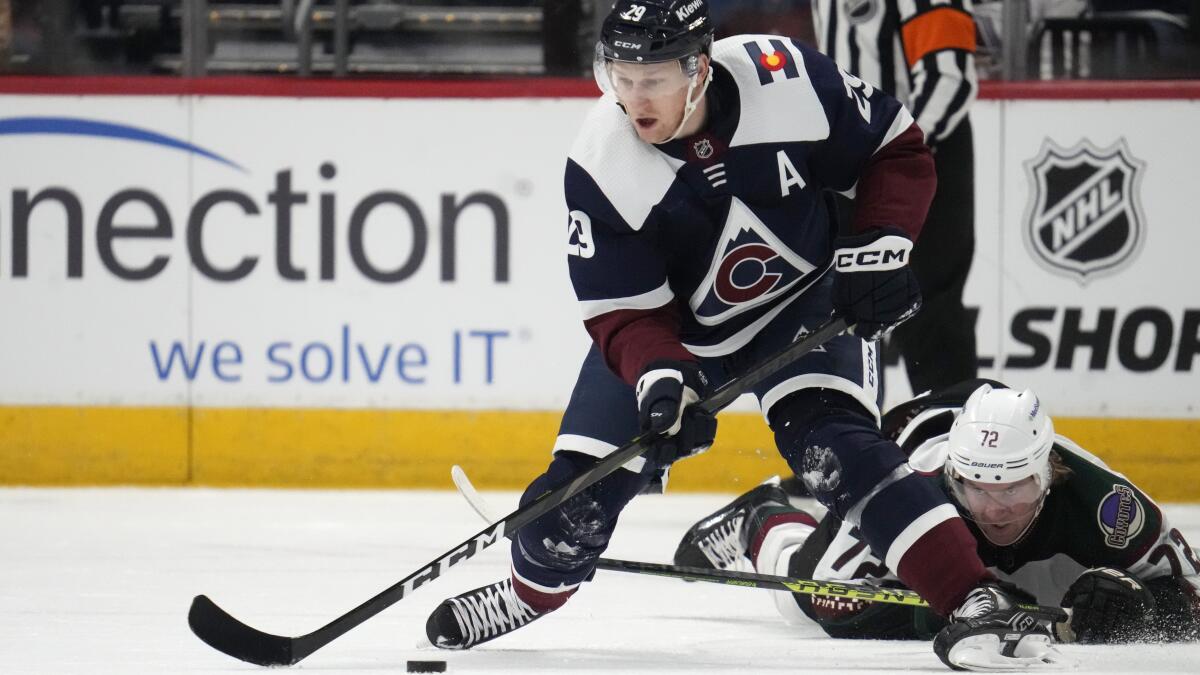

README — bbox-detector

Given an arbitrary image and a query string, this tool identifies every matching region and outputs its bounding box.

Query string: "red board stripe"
[2,76,1200,100]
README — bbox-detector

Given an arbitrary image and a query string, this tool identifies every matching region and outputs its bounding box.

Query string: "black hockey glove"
[831,226,922,341]
[635,360,717,465]
[1060,567,1156,644]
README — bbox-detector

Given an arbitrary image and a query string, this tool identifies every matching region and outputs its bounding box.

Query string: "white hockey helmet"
[944,385,1055,529]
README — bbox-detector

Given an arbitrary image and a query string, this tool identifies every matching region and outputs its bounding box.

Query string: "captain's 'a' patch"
[743,37,805,85]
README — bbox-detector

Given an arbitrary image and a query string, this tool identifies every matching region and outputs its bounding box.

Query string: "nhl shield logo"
[1023,139,1146,283]
[693,138,714,159]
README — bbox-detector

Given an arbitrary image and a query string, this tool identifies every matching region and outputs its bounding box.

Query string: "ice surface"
[2,487,1198,674]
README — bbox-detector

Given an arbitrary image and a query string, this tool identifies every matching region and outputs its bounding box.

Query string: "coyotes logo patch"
[1097,484,1145,549]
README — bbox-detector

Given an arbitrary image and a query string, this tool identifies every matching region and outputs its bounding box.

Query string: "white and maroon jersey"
[564,34,933,384]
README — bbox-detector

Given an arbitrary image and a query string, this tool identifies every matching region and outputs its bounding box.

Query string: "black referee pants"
[891,118,978,394]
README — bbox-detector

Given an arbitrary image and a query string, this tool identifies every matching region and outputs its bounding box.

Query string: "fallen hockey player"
[676,380,1200,670]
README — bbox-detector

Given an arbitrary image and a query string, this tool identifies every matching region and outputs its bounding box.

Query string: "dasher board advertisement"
[1,92,1196,419]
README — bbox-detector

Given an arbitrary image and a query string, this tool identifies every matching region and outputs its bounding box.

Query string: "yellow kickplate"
[0,406,1196,500]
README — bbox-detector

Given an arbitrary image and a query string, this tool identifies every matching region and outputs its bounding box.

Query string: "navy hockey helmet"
[598,1,714,65]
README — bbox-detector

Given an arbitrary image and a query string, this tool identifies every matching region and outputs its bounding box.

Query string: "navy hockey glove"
[1060,567,1156,644]
[635,360,717,465]
[831,226,922,341]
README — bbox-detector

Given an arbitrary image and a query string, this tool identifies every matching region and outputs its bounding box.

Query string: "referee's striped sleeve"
[899,0,978,144]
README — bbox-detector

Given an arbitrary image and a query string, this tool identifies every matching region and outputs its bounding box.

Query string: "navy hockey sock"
[511,451,653,593]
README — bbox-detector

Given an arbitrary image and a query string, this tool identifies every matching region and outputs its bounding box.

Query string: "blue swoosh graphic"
[0,116,246,172]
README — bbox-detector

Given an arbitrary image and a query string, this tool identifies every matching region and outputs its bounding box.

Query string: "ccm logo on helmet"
[614,40,643,49]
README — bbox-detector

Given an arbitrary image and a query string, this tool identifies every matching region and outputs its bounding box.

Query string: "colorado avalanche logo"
[714,243,782,303]
[1097,484,1145,549]
[690,198,816,326]
[1023,139,1146,284]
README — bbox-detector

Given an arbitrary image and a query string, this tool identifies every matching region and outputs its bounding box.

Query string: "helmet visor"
[594,42,695,103]
[947,474,1048,527]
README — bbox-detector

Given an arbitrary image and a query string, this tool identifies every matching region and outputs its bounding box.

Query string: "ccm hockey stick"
[451,466,1070,623]
[188,317,849,666]
[452,465,922,610]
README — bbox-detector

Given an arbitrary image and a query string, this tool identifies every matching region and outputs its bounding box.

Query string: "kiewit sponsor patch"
[1097,484,1145,549]
[675,0,704,22]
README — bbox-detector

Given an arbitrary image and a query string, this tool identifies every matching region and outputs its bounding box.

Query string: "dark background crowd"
[1,1,1198,80]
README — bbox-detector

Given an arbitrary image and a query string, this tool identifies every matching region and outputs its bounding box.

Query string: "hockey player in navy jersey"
[675,381,1200,669]
[425,1,1042,667]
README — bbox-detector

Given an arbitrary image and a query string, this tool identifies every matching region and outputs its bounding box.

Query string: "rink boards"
[0,79,1197,498]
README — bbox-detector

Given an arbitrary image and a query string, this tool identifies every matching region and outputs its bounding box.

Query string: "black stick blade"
[189,595,296,666]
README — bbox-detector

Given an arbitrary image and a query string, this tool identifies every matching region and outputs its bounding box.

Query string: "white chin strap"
[662,66,712,143]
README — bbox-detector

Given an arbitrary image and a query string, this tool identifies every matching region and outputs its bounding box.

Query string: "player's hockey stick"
[451,466,1070,622]
[188,317,849,666]
[591,558,1069,622]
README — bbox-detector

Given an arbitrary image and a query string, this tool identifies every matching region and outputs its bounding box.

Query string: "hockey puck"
[406,660,447,673]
